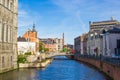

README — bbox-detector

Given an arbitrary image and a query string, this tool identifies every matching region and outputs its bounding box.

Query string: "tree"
[63,47,67,52]
[39,41,44,52]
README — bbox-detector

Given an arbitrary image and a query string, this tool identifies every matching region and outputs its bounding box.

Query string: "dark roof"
[32,24,37,32]
[107,27,120,33]
[40,38,56,44]
[17,37,27,42]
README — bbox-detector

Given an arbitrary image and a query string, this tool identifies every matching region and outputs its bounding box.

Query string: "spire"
[32,24,36,32]
[111,16,114,21]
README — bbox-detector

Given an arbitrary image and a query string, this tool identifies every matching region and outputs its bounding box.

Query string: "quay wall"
[19,59,53,68]
[74,56,120,80]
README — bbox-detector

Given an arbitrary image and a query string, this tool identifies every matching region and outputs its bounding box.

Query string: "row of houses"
[74,18,120,57]
[17,24,64,55]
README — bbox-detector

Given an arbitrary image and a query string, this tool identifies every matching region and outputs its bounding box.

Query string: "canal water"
[0,56,109,80]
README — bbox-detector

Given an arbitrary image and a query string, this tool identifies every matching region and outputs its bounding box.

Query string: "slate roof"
[17,36,27,42]
[107,27,120,33]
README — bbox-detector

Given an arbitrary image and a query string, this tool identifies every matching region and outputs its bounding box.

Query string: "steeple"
[32,24,36,32]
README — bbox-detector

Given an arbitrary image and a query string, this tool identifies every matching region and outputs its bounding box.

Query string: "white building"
[17,37,37,55]
[102,27,120,57]
[18,42,36,55]
[86,31,103,56]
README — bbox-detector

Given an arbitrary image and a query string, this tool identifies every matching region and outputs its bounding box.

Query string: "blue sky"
[18,0,120,44]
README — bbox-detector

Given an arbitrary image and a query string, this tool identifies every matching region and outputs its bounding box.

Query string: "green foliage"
[39,41,44,52]
[24,52,32,55]
[39,41,49,52]
[63,47,67,52]
[44,48,49,52]
[18,55,27,63]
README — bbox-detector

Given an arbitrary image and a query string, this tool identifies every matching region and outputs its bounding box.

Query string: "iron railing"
[75,54,120,67]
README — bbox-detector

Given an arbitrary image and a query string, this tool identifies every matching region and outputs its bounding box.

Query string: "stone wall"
[75,56,120,80]
[19,59,52,68]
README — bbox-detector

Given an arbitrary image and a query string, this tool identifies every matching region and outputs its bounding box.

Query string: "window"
[2,56,4,68]
[2,23,4,42]
[10,2,13,10]
[10,27,12,42]
[8,26,10,42]
[7,0,9,9]
[0,21,2,41]
[11,56,13,67]
[4,23,6,42]
[5,25,8,42]
[117,39,120,48]
[10,0,14,11]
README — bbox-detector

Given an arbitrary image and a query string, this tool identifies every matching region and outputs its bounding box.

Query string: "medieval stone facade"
[0,0,18,73]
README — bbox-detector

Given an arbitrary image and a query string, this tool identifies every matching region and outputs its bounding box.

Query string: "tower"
[32,24,36,32]
[62,33,64,46]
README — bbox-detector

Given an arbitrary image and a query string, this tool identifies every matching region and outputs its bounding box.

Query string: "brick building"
[18,24,39,54]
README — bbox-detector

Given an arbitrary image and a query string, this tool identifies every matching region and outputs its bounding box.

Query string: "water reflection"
[0,56,110,80]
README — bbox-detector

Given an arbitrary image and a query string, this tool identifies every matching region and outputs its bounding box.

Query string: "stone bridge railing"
[46,52,73,58]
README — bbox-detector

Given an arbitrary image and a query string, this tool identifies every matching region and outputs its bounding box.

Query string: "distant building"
[80,34,87,55]
[66,44,73,50]
[17,37,36,54]
[0,0,18,73]
[86,31,103,56]
[102,27,120,56]
[74,36,81,55]
[17,24,39,54]
[89,18,120,32]
[23,24,38,42]
[74,34,87,55]
[40,38,63,52]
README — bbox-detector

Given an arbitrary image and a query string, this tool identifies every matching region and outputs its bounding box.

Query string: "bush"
[18,55,27,63]
[24,52,32,55]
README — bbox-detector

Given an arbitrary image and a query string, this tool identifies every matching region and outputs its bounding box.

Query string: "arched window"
[10,0,14,10]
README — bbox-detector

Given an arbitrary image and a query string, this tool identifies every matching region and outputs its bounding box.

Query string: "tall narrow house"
[0,0,18,73]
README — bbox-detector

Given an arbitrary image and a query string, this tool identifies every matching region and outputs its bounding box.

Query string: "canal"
[0,56,109,80]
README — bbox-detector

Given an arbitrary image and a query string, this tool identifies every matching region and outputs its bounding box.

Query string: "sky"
[18,0,120,44]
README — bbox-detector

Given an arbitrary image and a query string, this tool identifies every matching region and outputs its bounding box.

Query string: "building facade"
[0,0,18,73]
[89,18,120,32]
[74,36,81,55]
[80,34,87,55]
[17,37,37,55]
[18,24,39,54]
[102,27,120,56]
[40,38,63,52]
[86,31,103,56]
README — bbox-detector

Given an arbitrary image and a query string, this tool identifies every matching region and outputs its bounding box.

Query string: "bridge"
[46,52,74,58]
